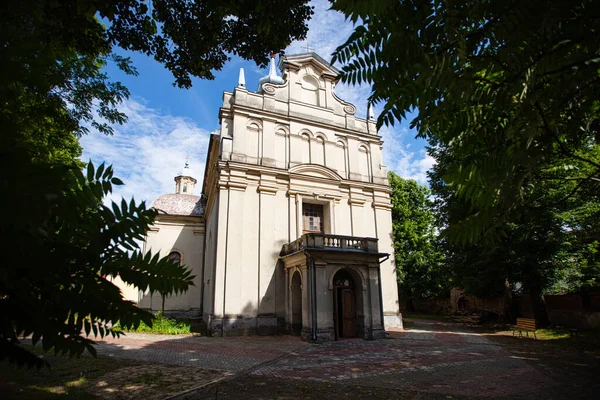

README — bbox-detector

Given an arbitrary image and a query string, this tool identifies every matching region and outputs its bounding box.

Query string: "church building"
[124,52,403,340]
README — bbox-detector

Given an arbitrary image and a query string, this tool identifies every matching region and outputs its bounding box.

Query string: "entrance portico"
[281,233,388,341]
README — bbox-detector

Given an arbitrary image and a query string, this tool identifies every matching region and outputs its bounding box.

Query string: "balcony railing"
[281,233,379,257]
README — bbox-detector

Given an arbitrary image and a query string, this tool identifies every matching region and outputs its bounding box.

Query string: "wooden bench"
[513,318,537,339]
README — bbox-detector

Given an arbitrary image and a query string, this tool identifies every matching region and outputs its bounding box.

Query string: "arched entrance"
[332,269,357,339]
[291,271,302,335]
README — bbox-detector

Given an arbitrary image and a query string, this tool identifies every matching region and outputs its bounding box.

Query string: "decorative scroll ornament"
[262,84,276,94]
[343,104,356,115]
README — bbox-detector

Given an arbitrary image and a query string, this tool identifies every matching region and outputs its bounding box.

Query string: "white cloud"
[80,98,212,205]
[79,0,435,208]
[379,126,436,185]
[287,0,354,61]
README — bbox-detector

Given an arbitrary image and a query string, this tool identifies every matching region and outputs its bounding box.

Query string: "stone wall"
[544,292,600,329]
[513,292,600,329]
[407,288,506,317]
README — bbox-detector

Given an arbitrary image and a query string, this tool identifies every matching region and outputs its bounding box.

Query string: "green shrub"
[115,311,191,335]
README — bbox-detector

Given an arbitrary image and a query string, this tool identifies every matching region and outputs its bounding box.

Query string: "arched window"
[168,251,181,265]
[312,136,325,165]
[300,75,319,105]
[358,144,371,181]
[300,132,311,163]
[274,128,288,169]
[333,269,355,288]
[247,122,261,163]
[182,183,188,193]
[336,140,348,178]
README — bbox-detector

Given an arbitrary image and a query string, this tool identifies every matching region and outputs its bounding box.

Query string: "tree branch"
[534,102,600,170]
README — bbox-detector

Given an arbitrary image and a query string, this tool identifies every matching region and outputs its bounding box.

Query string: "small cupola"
[175,158,197,195]
[257,52,285,92]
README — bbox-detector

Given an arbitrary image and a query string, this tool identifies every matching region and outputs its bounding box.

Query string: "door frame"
[333,284,357,340]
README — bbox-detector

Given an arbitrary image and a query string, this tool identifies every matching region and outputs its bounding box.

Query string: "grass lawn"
[1,345,226,400]
[0,350,139,399]
[493,326,600,353]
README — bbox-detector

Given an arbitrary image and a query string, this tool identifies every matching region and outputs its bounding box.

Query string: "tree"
[428,122,597,322]
[331,0,599,244]
[388,172,447,309]
[3,0,313,88]
[1,156,196,368]
[331,0,599,320]
[2,0,313,160]
[1,0,313,367]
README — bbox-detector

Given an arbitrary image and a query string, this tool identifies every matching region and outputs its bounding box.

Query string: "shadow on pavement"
[90,319,600,399]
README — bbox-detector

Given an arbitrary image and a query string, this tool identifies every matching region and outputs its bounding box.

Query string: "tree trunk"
[161,294,165,315]
[502,279,513,322]
[529,289,549,326]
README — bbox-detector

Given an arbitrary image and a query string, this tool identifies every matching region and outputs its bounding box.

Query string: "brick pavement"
[95,320,600,399]
[96,333,305,372]
[249,320,557,398]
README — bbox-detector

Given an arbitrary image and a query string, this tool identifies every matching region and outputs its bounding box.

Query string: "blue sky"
[81,0,433,204]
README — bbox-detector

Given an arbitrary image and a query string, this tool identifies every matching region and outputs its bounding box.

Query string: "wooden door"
[341,289,356,338]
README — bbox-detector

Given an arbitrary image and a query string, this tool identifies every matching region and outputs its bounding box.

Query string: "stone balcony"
[280,233,380,257]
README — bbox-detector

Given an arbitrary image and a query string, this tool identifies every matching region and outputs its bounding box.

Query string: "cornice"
[155,215,204,224]
[226,103,382,142]
[257,184,278,195]
[218,180,248,192]
[215,160,392,193]
[348,198,366,207]
[372,202,393,210]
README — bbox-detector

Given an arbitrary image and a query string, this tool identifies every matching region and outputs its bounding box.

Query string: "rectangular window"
[303,203,323,233]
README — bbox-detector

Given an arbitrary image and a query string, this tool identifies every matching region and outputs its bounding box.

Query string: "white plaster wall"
[203,200,219,317]
[375,205,402,328]
[110,275,138,303]
[138,220,204,312]
[206,53,400,329]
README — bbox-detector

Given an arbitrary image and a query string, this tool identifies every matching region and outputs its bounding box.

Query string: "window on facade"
[302,203,323,233]
[333,270,355,288]
[168,251,181,265]
[183,183,188,193]
[300,75,319,105]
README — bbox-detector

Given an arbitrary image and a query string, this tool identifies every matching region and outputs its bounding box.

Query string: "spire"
[238,67,246,88]
[258,52,285,92]
[368,103,375,120]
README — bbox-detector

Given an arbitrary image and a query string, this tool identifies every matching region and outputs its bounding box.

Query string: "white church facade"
[123,52,403,340]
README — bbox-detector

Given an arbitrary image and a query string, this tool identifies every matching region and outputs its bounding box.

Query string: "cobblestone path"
[96,320,600,399]
[96,333,305,372]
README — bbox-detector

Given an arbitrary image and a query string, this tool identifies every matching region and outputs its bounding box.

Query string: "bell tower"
[174,158,197,194]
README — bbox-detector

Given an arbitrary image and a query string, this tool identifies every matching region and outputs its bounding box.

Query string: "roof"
[279,52,340,77]
[151,194,204,217]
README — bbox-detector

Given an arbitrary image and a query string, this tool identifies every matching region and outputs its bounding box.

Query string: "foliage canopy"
[332,0,600,244]
[388,172,447,300]
[1,158,195,368]
[1,0,313,367]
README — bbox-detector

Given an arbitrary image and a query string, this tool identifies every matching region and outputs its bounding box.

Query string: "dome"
[151,194,203,217]
[258,54,285,91]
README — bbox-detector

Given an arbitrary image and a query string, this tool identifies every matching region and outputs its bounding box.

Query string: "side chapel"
[121,52,403,340]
